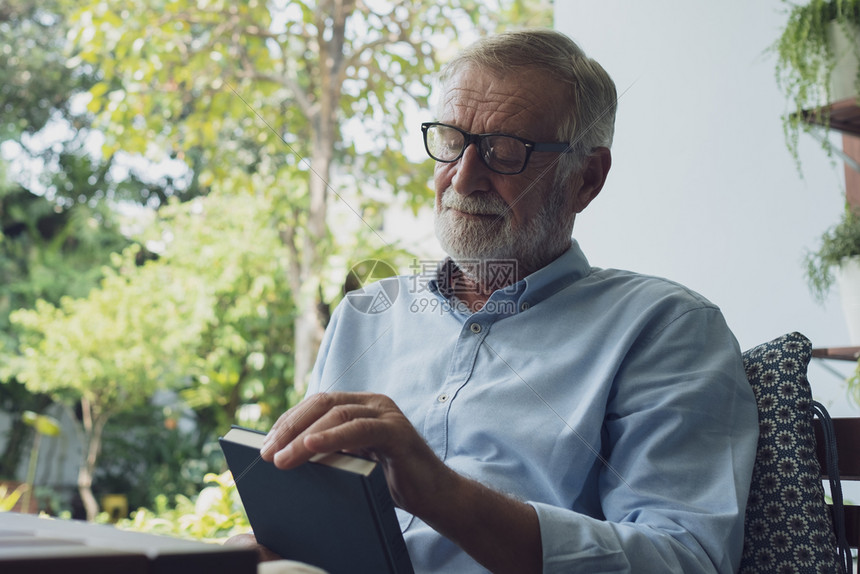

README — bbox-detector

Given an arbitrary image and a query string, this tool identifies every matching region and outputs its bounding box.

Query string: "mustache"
[440,188,509,216]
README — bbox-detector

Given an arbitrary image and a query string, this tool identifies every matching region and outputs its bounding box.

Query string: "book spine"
[366,468,414,574]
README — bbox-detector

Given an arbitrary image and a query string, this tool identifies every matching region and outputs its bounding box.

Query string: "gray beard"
[434,187,573,286]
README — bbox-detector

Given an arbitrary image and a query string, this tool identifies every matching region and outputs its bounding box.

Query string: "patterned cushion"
[739,332,841,573]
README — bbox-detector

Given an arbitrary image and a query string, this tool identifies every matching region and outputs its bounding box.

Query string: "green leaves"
[1,0,554,516]
[115,471,250,542]
[805,206,860,301]
[21,411,61,437]
[9,248,212,406]
[0,483,27,512]
[773,0,860,171]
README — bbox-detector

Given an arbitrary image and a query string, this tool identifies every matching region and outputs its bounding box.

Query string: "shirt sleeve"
[530,306,759,574]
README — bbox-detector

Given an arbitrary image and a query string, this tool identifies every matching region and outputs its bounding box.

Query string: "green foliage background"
[0,0,552,524]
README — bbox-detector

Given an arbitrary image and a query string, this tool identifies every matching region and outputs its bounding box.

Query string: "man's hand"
[260,392,455,516]
[223,532,282,562]
[260,391,541,574]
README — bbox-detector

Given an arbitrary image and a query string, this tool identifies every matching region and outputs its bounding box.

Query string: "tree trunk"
[292,137,332,396]
[290,0,350,396]
[77,396,108,521]
[293,307,322,396]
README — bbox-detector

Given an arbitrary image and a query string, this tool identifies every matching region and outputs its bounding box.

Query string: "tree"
[4,189,308,518]
[136,192,300,435]
[0,178,129,479]
[0,0,207,482]
[69,0,552,396]
[0,0,114,479]
[90,191,304,513]
[6,246,215,520]
[1,0,552,518]
[0,0,85,141]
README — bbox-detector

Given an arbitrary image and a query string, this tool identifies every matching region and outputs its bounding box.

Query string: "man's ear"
[571,147,611,213]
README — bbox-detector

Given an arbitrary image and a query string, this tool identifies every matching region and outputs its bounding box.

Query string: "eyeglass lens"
[425,124,528,175]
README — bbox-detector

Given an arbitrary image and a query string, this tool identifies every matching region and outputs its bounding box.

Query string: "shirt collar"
[427,240,592,307]
[520,240,592,305]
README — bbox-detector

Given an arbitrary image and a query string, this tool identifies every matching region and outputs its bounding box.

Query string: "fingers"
[223,533,258,547]
[262,392,397,469]
[223,532,282,562]
[274,405,383,468]
[260,392,449,516]
[260,403,306,460]
[298,408,392,455]
[261,393,341,459]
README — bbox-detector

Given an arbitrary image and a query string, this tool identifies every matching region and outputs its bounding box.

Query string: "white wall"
[556,1,859,414]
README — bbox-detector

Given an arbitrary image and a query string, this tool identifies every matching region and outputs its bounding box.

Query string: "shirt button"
[470,323,482,334]
[437,393,449,403]
[520,302,530,311]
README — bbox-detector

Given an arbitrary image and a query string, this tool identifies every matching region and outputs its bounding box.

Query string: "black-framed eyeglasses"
[420,122,572,175]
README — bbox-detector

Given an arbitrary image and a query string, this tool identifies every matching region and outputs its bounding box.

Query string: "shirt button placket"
[425,318,488,459]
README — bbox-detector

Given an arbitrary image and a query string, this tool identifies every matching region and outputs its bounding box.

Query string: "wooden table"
[0,512,257,573]
[812,346,860,361]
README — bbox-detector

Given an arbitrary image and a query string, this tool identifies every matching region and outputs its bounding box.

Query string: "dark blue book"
[219,425,414,574]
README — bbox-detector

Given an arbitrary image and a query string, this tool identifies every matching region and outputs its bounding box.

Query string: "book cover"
[219,425,414,574]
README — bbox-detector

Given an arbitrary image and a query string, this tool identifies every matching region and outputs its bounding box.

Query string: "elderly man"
[257,29,758,573]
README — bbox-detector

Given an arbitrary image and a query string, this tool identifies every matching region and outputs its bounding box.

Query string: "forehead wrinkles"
[440,82,544,133]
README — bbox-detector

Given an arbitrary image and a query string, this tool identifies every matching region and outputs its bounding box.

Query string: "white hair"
[439,28,617,182]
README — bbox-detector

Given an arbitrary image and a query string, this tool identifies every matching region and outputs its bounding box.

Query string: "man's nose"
[451,143,492,196]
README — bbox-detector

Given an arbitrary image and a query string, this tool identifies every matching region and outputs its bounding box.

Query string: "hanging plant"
[805,206,860,301]
[774,0,860,170]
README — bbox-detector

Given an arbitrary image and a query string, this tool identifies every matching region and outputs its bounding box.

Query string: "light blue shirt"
[307,241,758,573]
